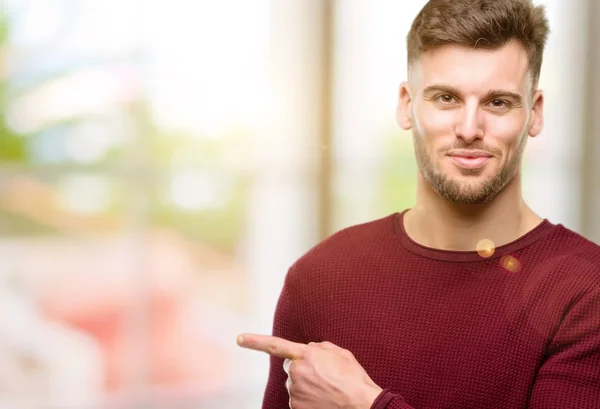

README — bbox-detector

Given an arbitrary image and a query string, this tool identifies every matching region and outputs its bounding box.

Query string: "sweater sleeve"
[261,271,307,409]
[528,282,600,408]
[370,389,415,409]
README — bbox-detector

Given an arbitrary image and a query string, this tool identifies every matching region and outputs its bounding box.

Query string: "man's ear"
[528,89,544,137]
[397,82,413,130]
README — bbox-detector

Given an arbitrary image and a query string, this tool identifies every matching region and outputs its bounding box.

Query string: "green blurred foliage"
[0,8,28,163]
[0,5,248,253]
[378,130,418,214]
[135,106,252,253]
[147,127,252,253]
[151,176,249,253]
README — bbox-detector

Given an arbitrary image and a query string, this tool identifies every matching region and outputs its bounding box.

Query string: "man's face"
[397,40,544,204]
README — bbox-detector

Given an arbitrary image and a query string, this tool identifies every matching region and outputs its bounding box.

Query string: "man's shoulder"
[287,213,398,277]
[550,224,600,260]
[542,224,600,280]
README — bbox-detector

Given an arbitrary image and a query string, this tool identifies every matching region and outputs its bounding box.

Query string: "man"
[237,0,600,408]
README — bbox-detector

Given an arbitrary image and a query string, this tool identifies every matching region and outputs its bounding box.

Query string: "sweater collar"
[393,210,557,262]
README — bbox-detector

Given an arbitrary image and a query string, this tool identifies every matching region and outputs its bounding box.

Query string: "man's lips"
[447,150,493,169]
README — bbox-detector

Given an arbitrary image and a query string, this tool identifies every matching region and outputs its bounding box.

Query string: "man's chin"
[435,182,497,205]
[445,194,494,205]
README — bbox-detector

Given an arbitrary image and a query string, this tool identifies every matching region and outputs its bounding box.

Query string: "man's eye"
[490,99,508,108]
[438,94,455,104]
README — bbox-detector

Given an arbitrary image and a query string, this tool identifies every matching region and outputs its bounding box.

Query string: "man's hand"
[237,333,383,409]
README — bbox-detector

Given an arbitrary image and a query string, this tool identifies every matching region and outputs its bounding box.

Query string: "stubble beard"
[412,126,528,205]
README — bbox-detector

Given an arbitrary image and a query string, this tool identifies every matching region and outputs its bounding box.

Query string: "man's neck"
[404,176,543,252]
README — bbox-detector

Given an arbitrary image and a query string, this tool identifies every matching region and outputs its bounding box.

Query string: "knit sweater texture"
[261,212,600,409]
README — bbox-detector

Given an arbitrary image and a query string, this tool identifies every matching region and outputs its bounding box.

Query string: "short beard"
[412,128,528,205]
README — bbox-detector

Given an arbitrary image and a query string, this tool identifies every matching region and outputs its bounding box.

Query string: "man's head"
[397,0,550,205]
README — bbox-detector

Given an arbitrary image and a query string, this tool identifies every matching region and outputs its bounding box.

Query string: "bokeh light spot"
[476,239,496,258]
[501,255,522,273]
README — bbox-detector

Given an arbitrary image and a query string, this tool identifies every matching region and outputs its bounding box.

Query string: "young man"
[238,0,600,408]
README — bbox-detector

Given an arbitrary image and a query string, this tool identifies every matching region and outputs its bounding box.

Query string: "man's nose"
[454,103,484,143]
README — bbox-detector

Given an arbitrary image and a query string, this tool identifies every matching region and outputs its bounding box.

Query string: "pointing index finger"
[237,333,307,359]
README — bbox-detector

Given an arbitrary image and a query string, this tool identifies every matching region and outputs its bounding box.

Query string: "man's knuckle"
[292,361,304,376]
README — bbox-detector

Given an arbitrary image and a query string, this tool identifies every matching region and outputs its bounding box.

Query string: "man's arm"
[527,282,600,408]
[260,273,307,409]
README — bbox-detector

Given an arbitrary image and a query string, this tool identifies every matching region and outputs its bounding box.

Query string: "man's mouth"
[447,150,493,170]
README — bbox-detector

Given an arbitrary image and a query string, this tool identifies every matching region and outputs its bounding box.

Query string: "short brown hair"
[407,0,550,86]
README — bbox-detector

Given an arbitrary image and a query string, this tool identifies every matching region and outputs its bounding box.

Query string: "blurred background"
[0,0,598,408]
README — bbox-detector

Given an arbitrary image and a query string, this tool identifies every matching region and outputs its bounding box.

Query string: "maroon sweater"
[262,212,600,409]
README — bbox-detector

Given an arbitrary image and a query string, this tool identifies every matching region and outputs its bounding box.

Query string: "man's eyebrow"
[422,85,462,96]
[422,85,523,102]
[484,90,523,103]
